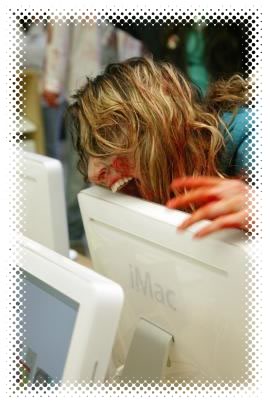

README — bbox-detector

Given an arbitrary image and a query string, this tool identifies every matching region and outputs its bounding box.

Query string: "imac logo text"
[129,264,177,311]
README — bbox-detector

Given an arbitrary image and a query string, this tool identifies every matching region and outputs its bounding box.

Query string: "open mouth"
[111,177,133,193]
[111,177,142,198]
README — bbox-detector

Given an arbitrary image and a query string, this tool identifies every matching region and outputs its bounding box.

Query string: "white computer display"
[20,236,123,384]
[79,186,248,382]
[22,151,69,257]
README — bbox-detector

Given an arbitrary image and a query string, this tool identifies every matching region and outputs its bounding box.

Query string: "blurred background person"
[22,19,47,72]
[41,23,67,160]
[42,22,143,254]
[115,20,248,94]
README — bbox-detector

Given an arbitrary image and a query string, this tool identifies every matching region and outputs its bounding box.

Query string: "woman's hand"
[43,90,60,108]
[166,176,250,238]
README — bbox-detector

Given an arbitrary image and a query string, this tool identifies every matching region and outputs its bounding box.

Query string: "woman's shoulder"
[219,107,253,176]
[221,107,252,143]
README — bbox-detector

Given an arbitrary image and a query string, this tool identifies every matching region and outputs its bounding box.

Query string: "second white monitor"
[22,151,69,257]
[21,236,124,384]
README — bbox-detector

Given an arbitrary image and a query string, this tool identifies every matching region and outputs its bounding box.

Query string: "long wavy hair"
[69,57,248,205]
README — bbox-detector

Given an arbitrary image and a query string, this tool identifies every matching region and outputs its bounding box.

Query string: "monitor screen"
[20,270,79,384]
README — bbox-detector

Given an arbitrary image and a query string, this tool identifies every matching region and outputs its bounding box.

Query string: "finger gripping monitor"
[78,186,248,382]
[20,236,124,385]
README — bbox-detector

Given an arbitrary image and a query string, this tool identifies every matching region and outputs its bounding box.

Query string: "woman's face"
[87,155,138,194]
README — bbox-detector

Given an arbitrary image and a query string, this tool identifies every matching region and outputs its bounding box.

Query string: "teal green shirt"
[219,108,252,177]
[185,29,251,177]
[185,29,209,95]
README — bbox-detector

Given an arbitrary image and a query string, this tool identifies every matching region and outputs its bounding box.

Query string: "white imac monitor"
[20,236,123,385]
[78,186,248,382]
[21,151,69,257]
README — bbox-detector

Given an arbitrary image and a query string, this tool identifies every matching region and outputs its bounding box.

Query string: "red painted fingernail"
[179,220,190,229]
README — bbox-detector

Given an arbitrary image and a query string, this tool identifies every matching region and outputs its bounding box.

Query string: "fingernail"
[178,221,190,230]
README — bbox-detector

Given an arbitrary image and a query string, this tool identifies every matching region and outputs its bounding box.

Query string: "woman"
[69,57,251,238]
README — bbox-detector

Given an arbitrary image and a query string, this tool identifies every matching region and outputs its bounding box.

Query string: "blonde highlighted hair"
[70,57,248,205]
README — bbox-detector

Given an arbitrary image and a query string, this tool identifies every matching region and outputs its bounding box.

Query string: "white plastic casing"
[22,152,69,257]
[79,186,248,381]
[21,236,124,383]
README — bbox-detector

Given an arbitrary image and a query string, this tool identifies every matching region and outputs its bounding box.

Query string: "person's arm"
[116,29,143,61]
[43,24,71,106]
[166,176,251,238]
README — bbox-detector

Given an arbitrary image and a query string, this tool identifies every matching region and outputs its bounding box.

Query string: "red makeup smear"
[112,157,132,177]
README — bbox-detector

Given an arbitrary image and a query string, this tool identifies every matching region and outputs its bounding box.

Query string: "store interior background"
[20,16,249,260]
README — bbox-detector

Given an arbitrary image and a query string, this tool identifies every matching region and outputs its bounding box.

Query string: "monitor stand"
[121,318,174,382]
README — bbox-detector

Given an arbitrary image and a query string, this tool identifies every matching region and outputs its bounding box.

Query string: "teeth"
[111,177,133,193]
